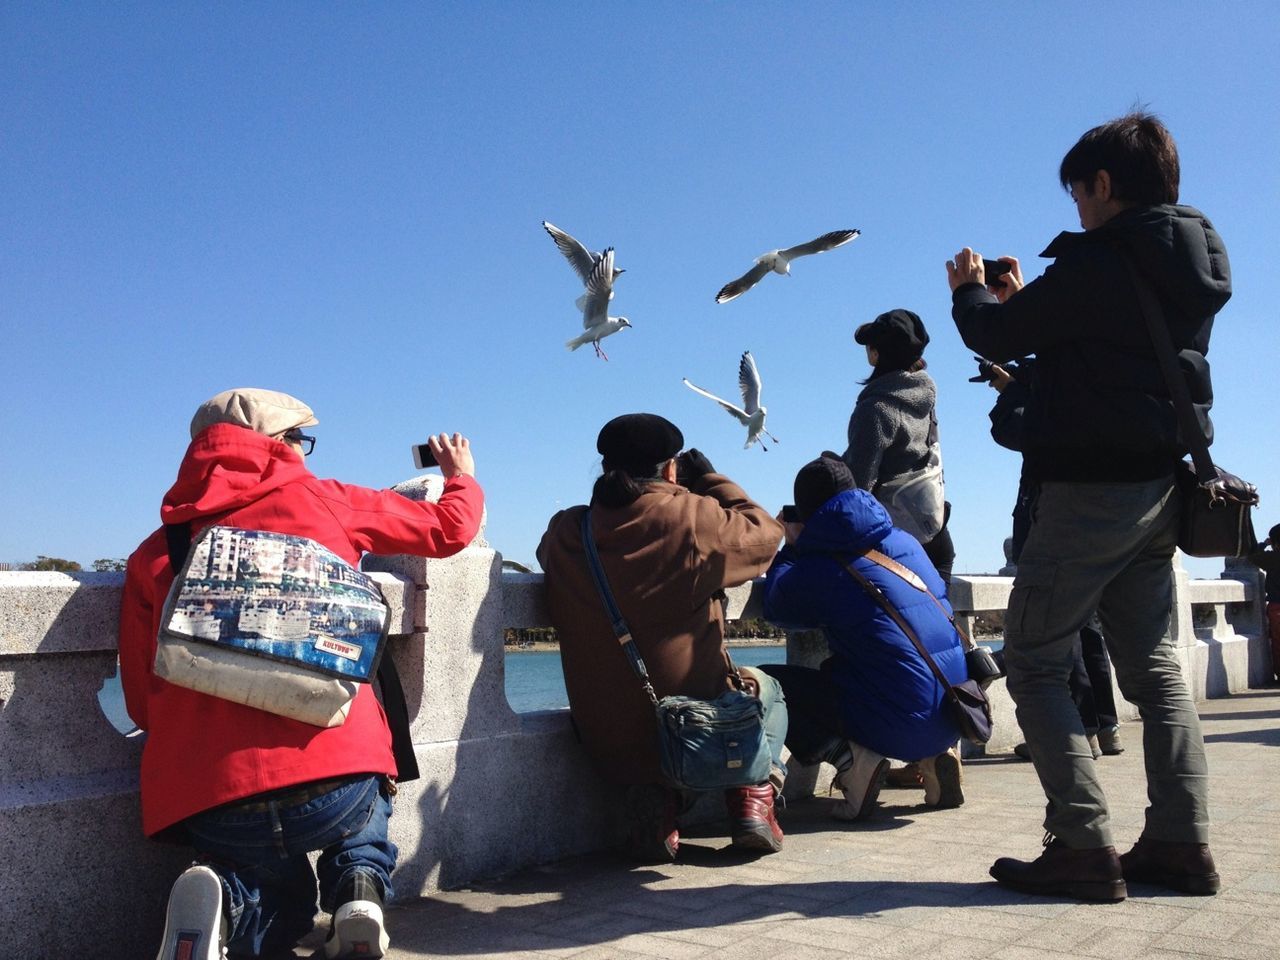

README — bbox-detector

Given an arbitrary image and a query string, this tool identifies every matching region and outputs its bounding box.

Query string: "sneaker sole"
[989,866,1127,903]
[325,900,389,959]
[832,758,889,821]
[929,751,964,809]
[156,866,224,960]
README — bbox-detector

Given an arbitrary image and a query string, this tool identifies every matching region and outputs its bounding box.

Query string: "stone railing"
[1,486,1270,954]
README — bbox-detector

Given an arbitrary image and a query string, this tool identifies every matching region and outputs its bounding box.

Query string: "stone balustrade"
[0,490,1270,954]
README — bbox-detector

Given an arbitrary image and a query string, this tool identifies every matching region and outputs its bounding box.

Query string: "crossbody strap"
[579,510,747,705]
[838,555,957,696]
[862,549,973,650]
[1119,253,1215,485]
[579,510,660,707]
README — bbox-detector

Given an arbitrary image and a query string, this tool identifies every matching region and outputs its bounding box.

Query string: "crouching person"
[760,455,968,819]
[120,389,484,960]
[538,414,788,861]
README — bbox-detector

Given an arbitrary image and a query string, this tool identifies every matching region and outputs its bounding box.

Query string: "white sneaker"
[831,742,889,821]
[325,873,390,959]
[155,865,227,960]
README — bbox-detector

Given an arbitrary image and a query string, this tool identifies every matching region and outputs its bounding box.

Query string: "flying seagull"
[565,248,631,360]
[715,229,860,304]
[683,351,778,450]
[543,220,625,311]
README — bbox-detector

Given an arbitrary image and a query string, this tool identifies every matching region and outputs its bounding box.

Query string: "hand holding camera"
[675,448,715,488]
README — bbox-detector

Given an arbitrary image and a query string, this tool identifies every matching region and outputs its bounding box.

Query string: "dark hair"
[1059,111,1179,205]
[590,466,660,509]
[861,356,926,385]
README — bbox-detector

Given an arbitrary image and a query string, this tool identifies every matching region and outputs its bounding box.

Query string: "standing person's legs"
[1267,602,1280,683]
[991,478,1178,902]
[1068,633,1100,736]
[923,519,956,587]
[1096,527,1208,845]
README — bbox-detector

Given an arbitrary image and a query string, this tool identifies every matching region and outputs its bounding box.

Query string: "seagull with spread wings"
[543,220,625,311]
[715,229,860,304]
[565,248,631,360]
[683,351,778,450]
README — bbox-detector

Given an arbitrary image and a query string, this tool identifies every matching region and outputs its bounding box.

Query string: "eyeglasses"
[282,430,316,456]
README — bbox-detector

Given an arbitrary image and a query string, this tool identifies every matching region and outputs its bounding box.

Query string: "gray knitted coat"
[841,369,939,492]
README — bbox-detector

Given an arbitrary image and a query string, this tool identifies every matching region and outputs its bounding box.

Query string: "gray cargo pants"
[1004,477,1210,849]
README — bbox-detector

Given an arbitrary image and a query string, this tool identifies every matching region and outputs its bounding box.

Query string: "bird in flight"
[543,220,625,311]
[565,248,631,360]
[683,351,778,450]
[715,229,860,304]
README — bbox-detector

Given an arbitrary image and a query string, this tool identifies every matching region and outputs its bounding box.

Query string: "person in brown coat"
[538,413,787,861]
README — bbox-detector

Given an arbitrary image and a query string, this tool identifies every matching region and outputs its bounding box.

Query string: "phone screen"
[412,443,438,469]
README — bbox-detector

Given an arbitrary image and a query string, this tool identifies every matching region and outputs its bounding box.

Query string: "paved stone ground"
[303,688,1280,959]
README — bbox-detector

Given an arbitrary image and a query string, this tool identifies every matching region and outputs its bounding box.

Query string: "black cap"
[597,413,684,476]
[793,454,856,521]
[854,309,930,367]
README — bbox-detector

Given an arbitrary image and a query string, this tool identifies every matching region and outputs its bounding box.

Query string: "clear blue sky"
[3,2,1277,577]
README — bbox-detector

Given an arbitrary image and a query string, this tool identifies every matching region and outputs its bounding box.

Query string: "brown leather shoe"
[725,784,784,854]
[1120,836,1220,895]
[990,838,1127,902]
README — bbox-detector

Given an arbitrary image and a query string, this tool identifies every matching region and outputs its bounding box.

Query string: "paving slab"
[294,687,1280,959]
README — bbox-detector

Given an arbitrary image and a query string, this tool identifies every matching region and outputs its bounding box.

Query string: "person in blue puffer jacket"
[760,454,967,820]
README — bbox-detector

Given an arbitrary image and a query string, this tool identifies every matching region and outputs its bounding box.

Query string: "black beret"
[854,308,930,365]
[597,413,684,476]
[794,454,856,521]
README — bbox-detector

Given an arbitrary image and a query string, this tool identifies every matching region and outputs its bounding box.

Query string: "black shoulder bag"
[1122,257,1258,557]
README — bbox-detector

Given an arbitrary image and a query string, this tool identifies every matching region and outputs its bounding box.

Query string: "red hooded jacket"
[119,423,484,836]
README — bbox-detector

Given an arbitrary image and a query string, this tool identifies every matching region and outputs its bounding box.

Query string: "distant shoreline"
[505,637,788,654]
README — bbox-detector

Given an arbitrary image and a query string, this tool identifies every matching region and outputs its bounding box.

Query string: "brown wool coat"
[536,474,783,785]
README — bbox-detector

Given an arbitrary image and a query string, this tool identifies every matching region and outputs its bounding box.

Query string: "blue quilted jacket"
[763,489,965,760]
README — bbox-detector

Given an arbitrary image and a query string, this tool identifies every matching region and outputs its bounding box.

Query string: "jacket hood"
[1043,204,1231,318]
[795,489,894,554]
[160,422,313,525]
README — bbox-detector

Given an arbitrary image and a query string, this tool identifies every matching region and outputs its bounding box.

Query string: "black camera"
[982,258,1013,286]
[969,356,1022,384]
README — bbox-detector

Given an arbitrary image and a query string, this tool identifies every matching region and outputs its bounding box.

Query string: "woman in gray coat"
[842,309,955,584]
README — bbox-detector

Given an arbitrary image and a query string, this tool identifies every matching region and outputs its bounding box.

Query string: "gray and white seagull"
[715,229,860,304]
[543,220,625,311]
[683,351,778,450]
[565,248,631,360]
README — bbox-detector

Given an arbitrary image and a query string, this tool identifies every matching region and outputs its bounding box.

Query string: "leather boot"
[725,783,784,854]
[1120,836,1220,895]
[990,837,1127,902]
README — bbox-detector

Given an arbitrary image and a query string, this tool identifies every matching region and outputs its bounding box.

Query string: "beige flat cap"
[190,388,319,440]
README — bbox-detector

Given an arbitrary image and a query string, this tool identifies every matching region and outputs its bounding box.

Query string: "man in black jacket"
[946,113,1230,902]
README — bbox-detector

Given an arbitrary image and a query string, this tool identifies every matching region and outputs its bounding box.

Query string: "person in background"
[842,309,955,585]
[1247,524,1280,683]
[120,388,484,960]
[947,111,1230,901]
[984,358,1125,760]
[760,455,968,819]
[537,414,788,861]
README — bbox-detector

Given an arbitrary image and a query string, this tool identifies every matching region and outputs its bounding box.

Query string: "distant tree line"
[6,556,127,572]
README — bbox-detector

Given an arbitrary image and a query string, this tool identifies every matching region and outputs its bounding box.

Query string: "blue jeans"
[739,665,789,784]
[185,775,397,958]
